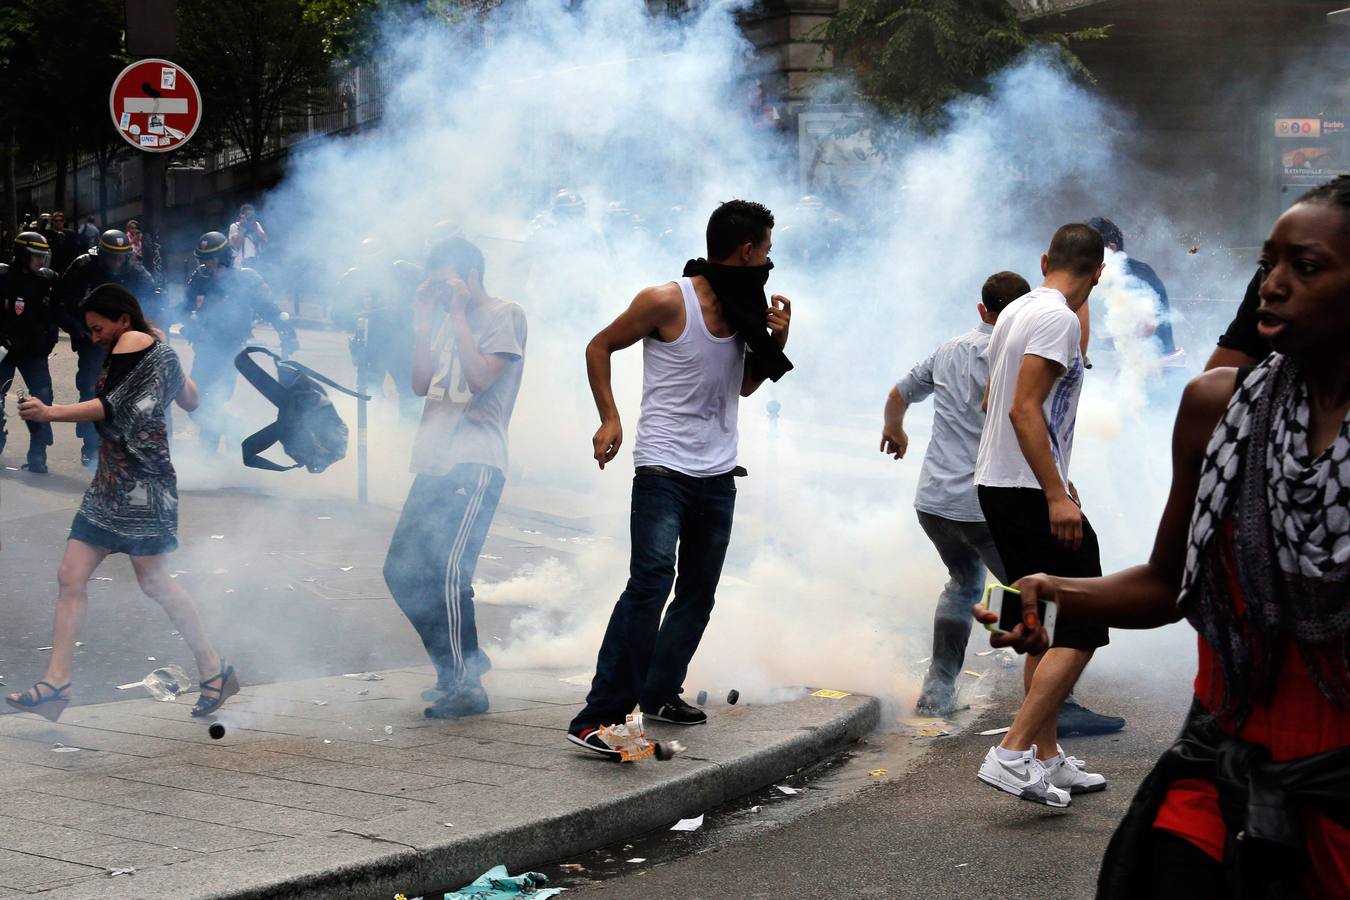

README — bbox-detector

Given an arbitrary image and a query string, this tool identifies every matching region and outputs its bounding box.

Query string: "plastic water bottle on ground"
[142,665,193,701]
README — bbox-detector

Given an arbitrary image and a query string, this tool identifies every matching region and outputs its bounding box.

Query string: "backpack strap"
[233,346,289,408]
[276,358,370,400]
[240,420,301,471]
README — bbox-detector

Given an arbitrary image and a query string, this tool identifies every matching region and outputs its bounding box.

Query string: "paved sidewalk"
[0,667,877,899]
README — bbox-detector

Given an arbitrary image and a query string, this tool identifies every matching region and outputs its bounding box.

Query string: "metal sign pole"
[354,316,369,504]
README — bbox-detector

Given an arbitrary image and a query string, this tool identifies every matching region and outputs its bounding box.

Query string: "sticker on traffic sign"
[109,58,202,153]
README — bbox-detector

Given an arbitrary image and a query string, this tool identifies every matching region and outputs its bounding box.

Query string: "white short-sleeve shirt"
[974,287,1084,491]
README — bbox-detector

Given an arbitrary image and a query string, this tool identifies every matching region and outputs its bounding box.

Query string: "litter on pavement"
[979,726,1012,736]
[670,814,704,831]
[775,785,799,795]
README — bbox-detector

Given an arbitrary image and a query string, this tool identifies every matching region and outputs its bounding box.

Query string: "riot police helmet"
[194,231,233,267]
[13,231,51,272]
[551,188,586,220]
[98,229,133,272]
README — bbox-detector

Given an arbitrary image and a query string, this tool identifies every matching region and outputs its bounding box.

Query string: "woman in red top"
[980,176,1350,899]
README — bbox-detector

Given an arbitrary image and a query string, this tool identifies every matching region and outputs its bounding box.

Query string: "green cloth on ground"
[444,865,564,899]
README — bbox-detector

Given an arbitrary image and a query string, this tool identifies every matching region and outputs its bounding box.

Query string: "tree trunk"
[248,132,266,192]
[2,129,16,241]
[71,145,80,222]
[53,144,68,216]
[97,155,111,226]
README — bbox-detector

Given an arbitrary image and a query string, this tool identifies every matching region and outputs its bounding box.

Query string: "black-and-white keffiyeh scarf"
[1179,353,1350,720]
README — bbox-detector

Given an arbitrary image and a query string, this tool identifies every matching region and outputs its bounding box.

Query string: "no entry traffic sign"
[109,58,202,153]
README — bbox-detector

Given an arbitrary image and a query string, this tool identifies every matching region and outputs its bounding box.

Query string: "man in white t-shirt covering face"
[973,224,1114,808]
[382,238,527,719]
[566,201,794,758]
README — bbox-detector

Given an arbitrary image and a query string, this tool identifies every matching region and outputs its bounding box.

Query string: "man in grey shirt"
[881,272,1027,716]
[383,237,527,719]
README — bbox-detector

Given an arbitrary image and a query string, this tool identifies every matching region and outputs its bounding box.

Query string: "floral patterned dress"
[69,341,185,556]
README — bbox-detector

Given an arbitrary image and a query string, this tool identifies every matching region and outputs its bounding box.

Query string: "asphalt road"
[560,644,1196,900]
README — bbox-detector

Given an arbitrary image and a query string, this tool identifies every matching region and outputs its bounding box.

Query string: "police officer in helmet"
[56,229,161,465]
[0,232,59,472]
[184,230,298,454]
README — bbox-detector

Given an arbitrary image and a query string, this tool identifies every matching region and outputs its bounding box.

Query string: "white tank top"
[632,277,745,477]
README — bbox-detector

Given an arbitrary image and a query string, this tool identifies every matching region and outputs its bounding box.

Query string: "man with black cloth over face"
[566,200,793,758]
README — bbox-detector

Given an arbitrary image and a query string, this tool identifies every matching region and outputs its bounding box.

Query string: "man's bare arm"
[740,294,791,397]
[880,386,909,459]
[587,284,683,468]
[978,369,1238,652]
[447,315,510,395]
[411,293,441,397]
[1009,355,1081,547]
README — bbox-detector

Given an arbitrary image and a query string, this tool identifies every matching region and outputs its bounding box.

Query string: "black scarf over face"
[682,258,793,383]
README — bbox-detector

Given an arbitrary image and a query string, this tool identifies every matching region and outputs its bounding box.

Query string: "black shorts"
[976,485,1109,652]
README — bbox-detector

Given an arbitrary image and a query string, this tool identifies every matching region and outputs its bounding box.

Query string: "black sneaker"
[644,696,707,726]
[22,451,47,474]
[566,725,621,759]
[424,683,489,719]
[80,444,98,467]
[1057,700,1126,737]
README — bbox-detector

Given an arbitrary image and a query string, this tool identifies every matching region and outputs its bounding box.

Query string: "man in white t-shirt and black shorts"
[566,200,793,757]
[382,237,527,719]
[974,223,1111,808]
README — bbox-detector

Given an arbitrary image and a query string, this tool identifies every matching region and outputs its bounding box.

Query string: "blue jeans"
[571,467,737,729]
[915,510,1006,709]
[384,464,504,686]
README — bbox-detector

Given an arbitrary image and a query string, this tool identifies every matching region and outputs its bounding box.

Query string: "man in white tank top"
[567,201,793,757]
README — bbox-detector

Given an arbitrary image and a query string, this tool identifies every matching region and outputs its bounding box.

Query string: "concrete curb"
[42,692,879,900]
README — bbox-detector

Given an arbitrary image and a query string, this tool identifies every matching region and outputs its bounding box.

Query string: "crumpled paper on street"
[442,865,563,899]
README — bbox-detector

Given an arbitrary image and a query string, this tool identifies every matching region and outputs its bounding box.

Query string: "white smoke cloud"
[240,0,1202,716]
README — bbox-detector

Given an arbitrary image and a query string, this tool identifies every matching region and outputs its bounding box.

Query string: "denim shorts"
[69,512,177,557]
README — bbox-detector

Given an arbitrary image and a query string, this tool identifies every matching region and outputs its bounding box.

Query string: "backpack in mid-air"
[233,346,368,473]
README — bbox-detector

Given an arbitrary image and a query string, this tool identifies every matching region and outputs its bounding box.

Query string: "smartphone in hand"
[982,583,1057,646]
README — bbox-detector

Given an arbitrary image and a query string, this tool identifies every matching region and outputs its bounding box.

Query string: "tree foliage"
[0,0,128,230]
[817,0,1107,122]
[298,0,505,61]
[179,0,333,189]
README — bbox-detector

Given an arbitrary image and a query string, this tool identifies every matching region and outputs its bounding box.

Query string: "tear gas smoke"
[207,0,1242,719]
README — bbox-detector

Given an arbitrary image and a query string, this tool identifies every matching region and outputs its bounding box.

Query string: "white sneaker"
[1045,751,1107,794]
[977,744,1071,808]
[1056,744,1089,769]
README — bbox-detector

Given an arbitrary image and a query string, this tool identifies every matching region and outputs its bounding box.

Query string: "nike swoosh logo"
[998,760,1033,782]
